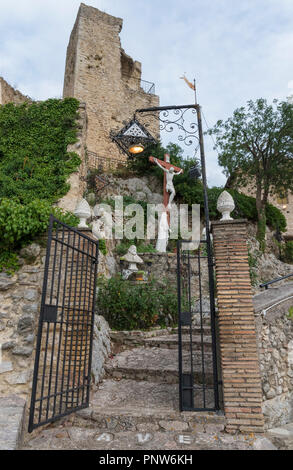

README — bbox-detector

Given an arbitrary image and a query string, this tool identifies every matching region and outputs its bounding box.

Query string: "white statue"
[92,206,113,240]
[154,158,183,209]
[156,211,170,253]
[74,199,91,229]
[217,191,235,221]
[121,245,143,279]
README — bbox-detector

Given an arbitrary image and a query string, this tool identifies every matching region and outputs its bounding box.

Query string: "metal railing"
[87,150,128,172]
[260,273,293,290]
[122,74,156,95]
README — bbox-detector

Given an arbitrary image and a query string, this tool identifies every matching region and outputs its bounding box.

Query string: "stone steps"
[71,379,224,434]
[267,423,293,450]
[142,334,212,351]
[110,327,213,351]
[0,395,26,450]
[105,347,214,385]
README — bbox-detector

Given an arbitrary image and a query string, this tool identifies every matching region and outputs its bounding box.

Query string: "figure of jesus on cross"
[150,154,183,210]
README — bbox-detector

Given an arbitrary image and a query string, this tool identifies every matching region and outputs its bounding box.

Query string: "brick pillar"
[211,219,264,434]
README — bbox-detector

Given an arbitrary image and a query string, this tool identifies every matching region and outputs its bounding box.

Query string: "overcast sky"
[0,0,293,186]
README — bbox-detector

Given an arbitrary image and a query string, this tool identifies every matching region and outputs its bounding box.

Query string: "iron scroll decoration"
[134,106,200,159]
[111,105,201,160]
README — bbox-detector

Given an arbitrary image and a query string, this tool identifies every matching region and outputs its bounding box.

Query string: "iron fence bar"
[52,224,67,417]
[198,244,207,409]
[50,237,97,259]
[196,105,220,411]
[187,250,194,409]
[81,237,92,404]
[58,227,73,415]
[77,237,87,406]
[87,240,99,403]
[177,241,184,412]
[45,224,61,421]
[64,230,77,410]
[29,218,99,432]
[70,232,82,407]
[28,214,54,433]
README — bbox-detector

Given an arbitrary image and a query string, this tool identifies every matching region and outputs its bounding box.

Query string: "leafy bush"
[265,203,287,232]
[0,251,20,276]
[98,239,107,256]
[115,238,156,256]
[96,276,178,330]
[125,141,286,233]
[0,199,78,251]
[284,241,293,263]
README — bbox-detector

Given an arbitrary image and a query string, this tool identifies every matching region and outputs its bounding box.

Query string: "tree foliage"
[208,98,293,248]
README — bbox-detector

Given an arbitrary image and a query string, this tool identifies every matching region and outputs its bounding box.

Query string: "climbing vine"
[0,98,81,272]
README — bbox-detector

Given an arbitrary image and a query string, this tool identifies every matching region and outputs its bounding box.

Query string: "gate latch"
[43,305,58,323]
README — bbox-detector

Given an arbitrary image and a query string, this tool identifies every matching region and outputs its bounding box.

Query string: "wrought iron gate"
[177,239,220,412]
[28,216,99,433]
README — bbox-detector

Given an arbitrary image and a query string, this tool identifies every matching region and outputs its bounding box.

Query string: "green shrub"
[125,142,286,233]
[0,251,20,276]
[96,276,178,330]
[284,241,293,263]
[98,239,107,256]
[115,238,156,256]
[265,203,287,232]
[0,199,78,251]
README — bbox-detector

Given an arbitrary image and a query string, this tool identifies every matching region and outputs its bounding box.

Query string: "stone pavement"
[23,424,275,451]
[0,395,26,450]
[267,422,293,450]
[20,327,278,451]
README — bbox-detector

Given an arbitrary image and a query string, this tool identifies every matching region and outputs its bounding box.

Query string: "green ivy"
[0,98,81,272]
[0,98,81,204]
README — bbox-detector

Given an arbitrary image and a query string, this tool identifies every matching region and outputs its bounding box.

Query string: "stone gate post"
[211,195,264,434]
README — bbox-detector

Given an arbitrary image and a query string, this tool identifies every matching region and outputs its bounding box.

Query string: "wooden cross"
[149,154,184,224]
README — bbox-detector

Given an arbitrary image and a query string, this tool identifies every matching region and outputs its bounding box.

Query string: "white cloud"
[0,0,292,185]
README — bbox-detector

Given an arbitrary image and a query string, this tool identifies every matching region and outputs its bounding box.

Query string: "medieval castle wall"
[0,77,30,105]
[63,3,160,165]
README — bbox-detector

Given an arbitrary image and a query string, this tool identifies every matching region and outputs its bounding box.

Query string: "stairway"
[22,325,277,450]
[71,326,224,436]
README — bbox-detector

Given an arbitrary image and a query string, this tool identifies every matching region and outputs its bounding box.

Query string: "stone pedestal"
[211,219,265,434]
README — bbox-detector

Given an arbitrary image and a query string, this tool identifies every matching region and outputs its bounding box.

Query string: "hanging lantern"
[111,118,157,158]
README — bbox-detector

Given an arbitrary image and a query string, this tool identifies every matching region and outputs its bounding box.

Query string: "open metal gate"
[28,216,99,433]
[177,239,220,412]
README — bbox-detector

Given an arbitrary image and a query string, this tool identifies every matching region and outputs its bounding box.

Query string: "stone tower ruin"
[63,3,160,166]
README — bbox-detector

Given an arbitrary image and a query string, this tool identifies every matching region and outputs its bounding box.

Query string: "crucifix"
[149,154,184,252]
[149,154,183,211]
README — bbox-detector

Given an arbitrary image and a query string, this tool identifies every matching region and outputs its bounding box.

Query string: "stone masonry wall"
[57,102,88,213]
[0,248,45,399]
[0,77,31,105]
[63,3,160,164]
[253,285,293,429]
[0,238,111,404]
